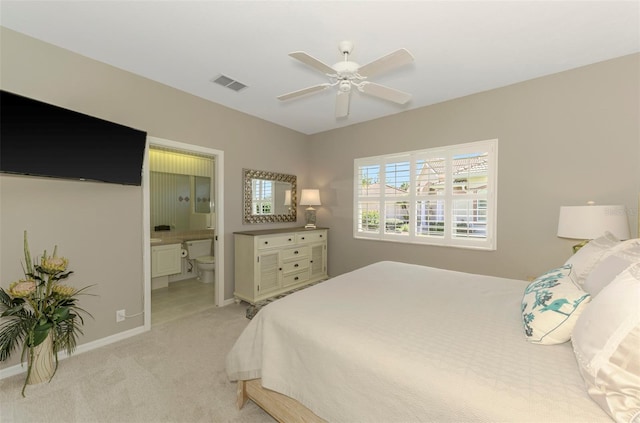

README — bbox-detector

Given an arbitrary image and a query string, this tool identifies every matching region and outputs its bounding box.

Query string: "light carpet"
[0,303,274,423]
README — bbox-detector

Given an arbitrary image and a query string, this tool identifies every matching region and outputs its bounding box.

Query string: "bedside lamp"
[557,202,630,252]
[300,189,321,229]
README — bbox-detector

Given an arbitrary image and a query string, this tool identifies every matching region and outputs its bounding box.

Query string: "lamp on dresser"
[557,201,630,252]
[300,189,321,229]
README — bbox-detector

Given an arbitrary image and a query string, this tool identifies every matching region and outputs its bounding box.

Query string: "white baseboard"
[0,325,149,380]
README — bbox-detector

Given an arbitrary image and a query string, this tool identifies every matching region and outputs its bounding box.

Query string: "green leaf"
[52,307,70,322]
[23,231,33,275]
[31,323,52,347]
[52,271,73,282]
[1,303,26,317]
[0,317,32,361]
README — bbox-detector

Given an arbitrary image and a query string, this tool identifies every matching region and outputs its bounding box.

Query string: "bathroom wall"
[150,148,216,232]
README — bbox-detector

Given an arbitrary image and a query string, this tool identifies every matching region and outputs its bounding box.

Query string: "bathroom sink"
[150,238,162,244]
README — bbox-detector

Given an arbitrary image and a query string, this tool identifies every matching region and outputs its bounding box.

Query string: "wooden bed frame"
[237,378,326,423]
[237,195,640,422]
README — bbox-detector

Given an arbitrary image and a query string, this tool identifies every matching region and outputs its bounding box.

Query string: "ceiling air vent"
[211,74,247,92]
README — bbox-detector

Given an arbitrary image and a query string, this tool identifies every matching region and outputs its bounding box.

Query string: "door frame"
[143,136,225,330]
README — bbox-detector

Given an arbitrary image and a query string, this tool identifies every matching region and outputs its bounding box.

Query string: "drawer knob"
[294,250,299,254]
[264,241,269,245]
[301,237,305,240]
[288,238,292,241]
[294,276,299,281]
[294,263,299,268]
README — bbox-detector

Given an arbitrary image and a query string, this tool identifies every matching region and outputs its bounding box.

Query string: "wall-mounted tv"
[1,90,147,186]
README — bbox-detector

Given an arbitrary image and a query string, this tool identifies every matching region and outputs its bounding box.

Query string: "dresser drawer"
[296,230,326,244]
[282,270,310,287]
[256,234,295,250]
[282,257,310,274]
[281,246,309,261]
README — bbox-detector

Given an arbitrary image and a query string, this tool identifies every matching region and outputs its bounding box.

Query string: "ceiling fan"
[277,41,414,118]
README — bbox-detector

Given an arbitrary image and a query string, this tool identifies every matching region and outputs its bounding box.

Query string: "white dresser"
[234,227,328,304]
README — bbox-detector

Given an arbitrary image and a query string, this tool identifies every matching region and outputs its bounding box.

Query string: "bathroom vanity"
[151,242,182,290]
[149,229,215,290]
[151,243,182,278]
[234,227,328,304]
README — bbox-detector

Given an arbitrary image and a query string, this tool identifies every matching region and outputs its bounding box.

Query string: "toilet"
[185,239,215,283]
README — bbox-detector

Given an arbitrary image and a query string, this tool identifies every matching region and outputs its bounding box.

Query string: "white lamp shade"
[300,189,321,206]
[557,205,630,240]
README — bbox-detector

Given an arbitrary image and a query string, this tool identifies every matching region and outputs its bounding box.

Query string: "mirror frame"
[243,168,297,224]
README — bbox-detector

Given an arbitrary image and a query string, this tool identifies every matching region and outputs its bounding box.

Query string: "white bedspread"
[226,261,610,422]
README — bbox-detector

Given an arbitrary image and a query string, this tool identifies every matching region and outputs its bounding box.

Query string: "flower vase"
[27,332,54,385]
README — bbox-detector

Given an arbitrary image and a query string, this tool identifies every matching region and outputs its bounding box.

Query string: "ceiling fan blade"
[358,48,414,78]
[359,82,412,105]
[277,83,331,101]
[289,51,336,75]
[335,91,350,118]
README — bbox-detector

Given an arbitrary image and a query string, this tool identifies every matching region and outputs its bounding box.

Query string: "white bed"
[226,259,631,422]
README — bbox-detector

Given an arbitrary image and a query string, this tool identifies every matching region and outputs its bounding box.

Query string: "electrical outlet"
[116,309,126,323]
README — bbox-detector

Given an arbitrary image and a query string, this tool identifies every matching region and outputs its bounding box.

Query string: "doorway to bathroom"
[142,137,224,329]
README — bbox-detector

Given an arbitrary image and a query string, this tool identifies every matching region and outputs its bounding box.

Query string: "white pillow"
[565,232,621,286]
[572,263,640,423]
[521,265,591,345]
[583,240,640,297]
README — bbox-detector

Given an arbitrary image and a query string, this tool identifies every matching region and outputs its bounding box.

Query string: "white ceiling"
[1,1,638,135]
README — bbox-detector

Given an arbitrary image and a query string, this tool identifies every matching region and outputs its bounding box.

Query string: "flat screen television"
[1,90,147,186]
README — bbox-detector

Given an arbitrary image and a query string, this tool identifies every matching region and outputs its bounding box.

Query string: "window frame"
[353,139,498,250]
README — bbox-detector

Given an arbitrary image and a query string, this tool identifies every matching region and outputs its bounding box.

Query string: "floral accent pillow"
[521,265,591,345]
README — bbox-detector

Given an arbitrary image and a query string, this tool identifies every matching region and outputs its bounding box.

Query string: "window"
[252,179,273,215]
[354,139,497,250]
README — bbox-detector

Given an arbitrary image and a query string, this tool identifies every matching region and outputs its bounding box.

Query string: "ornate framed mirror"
[243,168,297,224]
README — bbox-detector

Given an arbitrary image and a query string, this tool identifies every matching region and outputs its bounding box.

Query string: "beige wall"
[0,28,309,368]
[1,26,638,368]
[310,53,640,280]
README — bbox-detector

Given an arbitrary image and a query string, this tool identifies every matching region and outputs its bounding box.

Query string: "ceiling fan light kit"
[278,41,414,118]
